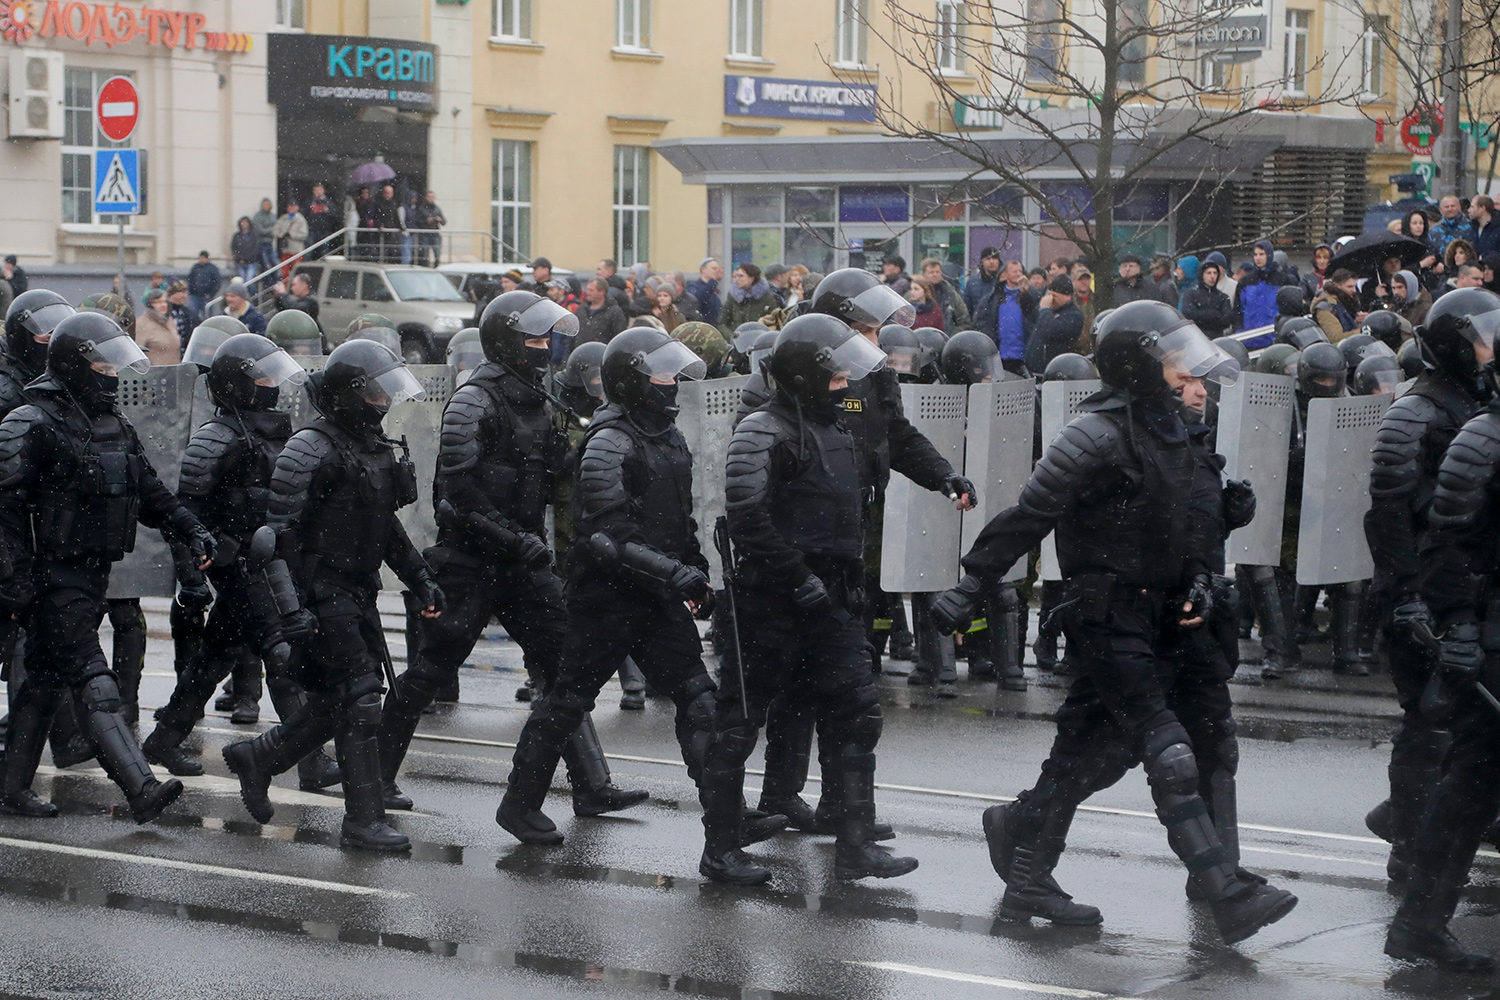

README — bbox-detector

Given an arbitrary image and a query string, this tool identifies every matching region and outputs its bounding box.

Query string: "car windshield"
[386,270,466,302]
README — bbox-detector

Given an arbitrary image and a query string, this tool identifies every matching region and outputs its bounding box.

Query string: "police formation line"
[1,273,1498,971]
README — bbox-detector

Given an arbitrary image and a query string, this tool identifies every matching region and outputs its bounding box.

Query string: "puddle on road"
[0,872,821,1000]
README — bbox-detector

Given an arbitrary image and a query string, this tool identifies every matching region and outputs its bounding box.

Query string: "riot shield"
[379,365,453,591]
[1038,379,1103,581]
[1295,394,1389,586]
[677,375,750,587]
[961,379,1035,583]
[1217,373,1295,567]
[880,384,968,593]
[107,364,202,598]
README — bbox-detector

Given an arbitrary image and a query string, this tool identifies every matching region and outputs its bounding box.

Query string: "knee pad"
[402,656,455,699]
[1141,712,1193,763]
[713,722,760,767]
[681,670,717,704]
[79,673,123,714]
[345,691,383,729]
[684,689,716,733]
[830,703,883,755]
[339,672,385,708]
[1147,742,1200,797]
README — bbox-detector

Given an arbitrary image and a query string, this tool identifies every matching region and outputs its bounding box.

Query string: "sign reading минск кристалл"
[724,75,878,123]
[266,33,438,113]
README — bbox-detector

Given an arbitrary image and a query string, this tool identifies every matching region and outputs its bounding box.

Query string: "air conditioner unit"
[8,50,64,139]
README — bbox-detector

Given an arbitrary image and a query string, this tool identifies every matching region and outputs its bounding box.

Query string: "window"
[613,146,651,266]
[1284,9,1310,95]
[616,0,651,50]
[326,269,360,300]
[61,68,132,226]
[360,273,393,303]
[1201,56,1228,88]
[730,0,763,58]
[936,1,966,72]
[493,0,532,40]
[274,0,305,30]
[836,0,868,66]
[491,140,533,262]
[294,266,324,292]
[1026,0,1062,83]
[1360,14,1387,98]
[1118,0,1148,85]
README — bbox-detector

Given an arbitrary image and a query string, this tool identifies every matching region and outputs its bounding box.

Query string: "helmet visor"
[249,348,308,387]
[882,345,922,375]
[86,333,150,376]
[447,340,486,373]
[636,340,707,382]
[1149,322,1241,386]
[962,354,1004,383]
[19,303,74,340]
[732,325,767,355]
[823,331,888,379]
[183,326,232,370]
[515,297,579,339]
[749,346,775,374]
[1465,304,1500,349]
[1364,367,1402,394]
[849,285,916,328]
[367,365,427,406]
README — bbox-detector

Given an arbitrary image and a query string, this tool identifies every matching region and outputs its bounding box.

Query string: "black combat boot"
[223,696,338,824]
[618,658,646,710]
[142,722,204,777]
[888,598,915,662]
[1033,582,1063,671]
[110,601,147,727]
[1331,583,1370,677]
[1251,568,1300,680]
[758,698,817,831]
[989,583,1027,692]
[834,752,917,880]
[77,675,182,824]
[374,663,439,810]
[0,682,63,817]
[699,764,772,885]
[995,798,1102,924]
[337,724,410,852]
[230,647,263,724]
[566,714,650,816]
[497,741,565,845]
[1387,846,1495,972]
[265,678,342,793]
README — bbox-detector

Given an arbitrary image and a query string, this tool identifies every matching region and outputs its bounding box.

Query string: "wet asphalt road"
[0,601,1497,1000]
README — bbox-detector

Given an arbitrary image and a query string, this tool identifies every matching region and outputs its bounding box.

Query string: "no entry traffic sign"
[95,76,139,143]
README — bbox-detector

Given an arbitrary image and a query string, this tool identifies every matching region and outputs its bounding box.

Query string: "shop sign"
[268,33,438,113]
[0,0,251,51]
[1198,0,1270,63]
[1400,104,1442,155]
[954,96,1047,130]
[724,75,877,123]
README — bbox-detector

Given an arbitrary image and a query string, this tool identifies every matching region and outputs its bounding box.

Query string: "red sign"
[95,74,137,141]
[0,1,251,52]
[1400,105,1444,155]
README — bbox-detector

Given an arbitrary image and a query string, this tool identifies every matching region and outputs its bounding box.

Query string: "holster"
[1064,572,1117,625]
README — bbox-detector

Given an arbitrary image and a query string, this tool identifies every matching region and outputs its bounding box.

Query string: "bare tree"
[852,0,1368,307]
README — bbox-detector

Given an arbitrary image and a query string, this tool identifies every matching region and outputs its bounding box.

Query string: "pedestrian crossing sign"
[93,149,140,215]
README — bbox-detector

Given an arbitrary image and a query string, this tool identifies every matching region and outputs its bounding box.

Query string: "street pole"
[116,217,126,293]
[1442,0,1464,196]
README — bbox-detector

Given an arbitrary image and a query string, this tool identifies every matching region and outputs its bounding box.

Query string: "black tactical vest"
[208,409,293,541]
[32,402,142,562]
[767,403,864,562]
[583,407,696,562]
[840,367,899,493]
[300,417,416,574]
[465,371,565,533]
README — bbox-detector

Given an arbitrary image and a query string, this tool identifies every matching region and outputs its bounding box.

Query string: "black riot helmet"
[1276,285,1308,317]
[811,267,916,330]
[46,310,150,400]
[732,321,771,358]
[1338,333,1395,381]
[479,290,579,379]
[554,340,607,417]
[1397,337,1427,379]
[912,326,949,383]
[878,325,924,382]
[445,327,484,385]
[1092,300,1240,397]
[1256,343,1299,375]
[600,326,706,410]
[768,313,886,407]
[208,333,307,411]
[1352,355,1402,396]
[1212,336,1251,371]
[747,329,780,377]
[940,331,1001,385]
[5,289,73,376]
[1043,353,1098,381]
[1276,317,1328,350]
[311,338,426,430]
[1361,309,1407,351]
[1297,341,1347,398]
[1416,286,1500,380]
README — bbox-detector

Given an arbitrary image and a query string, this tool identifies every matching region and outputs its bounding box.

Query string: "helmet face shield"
[447,339,486,375]
[248,348,308,388]
[86,333,150,376]
[822,331,888,379]
[635,340,707,382]
[1464,305,1500,350]
[183,326,232,371]
[514,297,579,340]
[367,365,427,406]
[848,285,916,328]
[18,303,73,341]
[1150,322,1240,387]
[882,344,921,375]
[733,324,769,355]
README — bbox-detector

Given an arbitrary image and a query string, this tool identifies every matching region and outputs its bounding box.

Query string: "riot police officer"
[222,340,445,852]
[1363,289,1498,885]
[1390,297,1500,969]
[141,334,341,792]
[706,313,918,885]
[378,290,646,817]
[496,327,724,848]
[928,301,1298,945]
[0,311,216,821]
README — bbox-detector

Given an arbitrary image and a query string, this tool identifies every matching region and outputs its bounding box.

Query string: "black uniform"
[378,361,643,814]
[0,368,206,820]
[497,398,717,844]
[1364,371,1483,877]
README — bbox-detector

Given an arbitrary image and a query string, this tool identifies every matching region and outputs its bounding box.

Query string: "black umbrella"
[1327,231,1429,276]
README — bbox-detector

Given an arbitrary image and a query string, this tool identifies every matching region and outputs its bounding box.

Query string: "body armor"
[179,409,293,544]
[287,418,415,577]
[577,404,696,564]
[27,397,143,562]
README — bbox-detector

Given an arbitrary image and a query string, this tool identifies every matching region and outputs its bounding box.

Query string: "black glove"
[944,474,977,506]
[187,525,217,567]
[280,606,318,643]
[1438,622,1484,688]
[1392,594,1435,634]
[930,575,984,634]
[669,563,710,603]
[1183,574,1213,626]
[693,587,716,620]
[515,532,551,569]
[791,573,831,613]
[414,576,446,614]
[1222,479,1257,530]
[175,580,213,614]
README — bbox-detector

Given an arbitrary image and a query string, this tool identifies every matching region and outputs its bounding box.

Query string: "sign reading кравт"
[267,33,438,113]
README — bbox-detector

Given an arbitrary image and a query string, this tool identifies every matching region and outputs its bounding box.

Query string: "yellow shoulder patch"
[843,398,863,412]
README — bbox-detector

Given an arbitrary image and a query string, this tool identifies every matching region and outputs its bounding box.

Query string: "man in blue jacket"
[686,258,723,326]
[186,251,222,322]
[963,247,1003,317]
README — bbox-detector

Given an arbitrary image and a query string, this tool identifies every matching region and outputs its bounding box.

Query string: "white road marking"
[850,961,1142,998]
[0,834,407,897]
